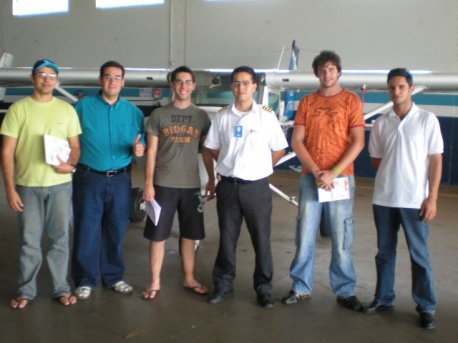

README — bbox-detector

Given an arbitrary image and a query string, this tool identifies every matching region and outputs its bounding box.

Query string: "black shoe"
[337,295,364,312]
[364,299,394,314]
[257,293,274,309]
[419,313,436,330]
[207,289,234,305]
[281,290,311,305]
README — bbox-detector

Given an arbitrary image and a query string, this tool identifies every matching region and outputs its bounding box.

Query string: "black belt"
[220,175,255,184]
[78,163,131,177]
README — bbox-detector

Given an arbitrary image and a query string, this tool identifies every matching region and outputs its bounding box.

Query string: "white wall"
[1,1,170,68]
[1,0,457,71]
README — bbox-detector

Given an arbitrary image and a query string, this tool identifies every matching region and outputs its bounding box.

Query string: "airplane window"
[13,0,68,16]
[96,0,164,9]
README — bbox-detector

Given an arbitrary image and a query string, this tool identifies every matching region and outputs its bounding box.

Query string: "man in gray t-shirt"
[141,66,215,300]
[147,103,210,188]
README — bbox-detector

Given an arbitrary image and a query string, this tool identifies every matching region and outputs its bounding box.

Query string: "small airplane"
[1,42,457,226]
[2,45,458,123]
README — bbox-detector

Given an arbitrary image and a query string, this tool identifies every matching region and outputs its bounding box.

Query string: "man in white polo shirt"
[366,68,444,330]
[204,66,288,308]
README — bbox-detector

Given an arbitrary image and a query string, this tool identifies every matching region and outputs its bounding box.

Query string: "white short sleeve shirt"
[204,101,288,181]
[368,104,444,208]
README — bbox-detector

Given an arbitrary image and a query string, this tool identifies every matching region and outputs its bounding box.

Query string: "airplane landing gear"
[129,187,146,222]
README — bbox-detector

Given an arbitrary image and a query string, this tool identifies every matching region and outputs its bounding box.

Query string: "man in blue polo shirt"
[72,61,145,300]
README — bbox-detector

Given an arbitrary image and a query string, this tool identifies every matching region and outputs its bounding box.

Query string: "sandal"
[10,296,30,309]
[75,286,92,300]
[141,289,160,300]
[57,293,77,306]
[112,281,133,294]
[184,283,209,295]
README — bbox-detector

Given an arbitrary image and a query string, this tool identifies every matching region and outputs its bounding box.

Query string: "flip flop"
[184,284,209,295]
[141,289,160,300]
[10,296,30,309]
[57,293,77,306]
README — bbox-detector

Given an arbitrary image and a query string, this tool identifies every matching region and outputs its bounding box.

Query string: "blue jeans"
[289,174,357,297]
[372,205,436,314]
[16,182,73,299]
[72,168,131,288]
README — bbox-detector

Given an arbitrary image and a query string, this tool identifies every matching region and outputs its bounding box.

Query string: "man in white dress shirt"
[204,66,288,308]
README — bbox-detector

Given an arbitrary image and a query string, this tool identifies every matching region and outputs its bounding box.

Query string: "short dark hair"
[99,60,125,78]
[387,68,413,87]
[169,65,196,83]
[231,66,257,84]
[312,50,342,76]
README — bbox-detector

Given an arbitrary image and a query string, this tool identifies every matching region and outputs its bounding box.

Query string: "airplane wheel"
[129,187,146,222]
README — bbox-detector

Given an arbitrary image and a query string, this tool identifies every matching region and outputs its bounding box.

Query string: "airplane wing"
[0,67,170,87]
[1,57,458,92]
[265,70,458,92]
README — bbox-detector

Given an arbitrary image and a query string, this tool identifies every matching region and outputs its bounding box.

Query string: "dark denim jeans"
[372,205,436,314]
[72,168,131,288]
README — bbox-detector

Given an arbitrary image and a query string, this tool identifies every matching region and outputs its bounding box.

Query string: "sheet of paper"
[318,176,350,203]
[44,134,71,166]
[145,199,161,226]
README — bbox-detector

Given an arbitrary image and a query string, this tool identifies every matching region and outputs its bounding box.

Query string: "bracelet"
[331,166,341,175]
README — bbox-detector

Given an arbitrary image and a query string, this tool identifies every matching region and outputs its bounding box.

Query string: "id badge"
[234,125,243,138]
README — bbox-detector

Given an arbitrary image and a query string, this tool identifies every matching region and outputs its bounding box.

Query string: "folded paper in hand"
[318,176,350,203]
[145,199,161,226]
[44,134,70,166]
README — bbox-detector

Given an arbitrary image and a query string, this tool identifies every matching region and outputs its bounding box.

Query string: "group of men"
[0,51,443,330]
[279,52,442,331]
[1,59,144,308]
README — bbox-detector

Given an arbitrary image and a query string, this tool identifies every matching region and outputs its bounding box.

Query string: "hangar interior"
[0,1,457,342]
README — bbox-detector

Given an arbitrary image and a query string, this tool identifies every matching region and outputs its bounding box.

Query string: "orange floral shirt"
[294,89,365,175]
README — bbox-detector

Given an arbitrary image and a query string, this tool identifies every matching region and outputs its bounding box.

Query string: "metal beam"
[169,0,186,68]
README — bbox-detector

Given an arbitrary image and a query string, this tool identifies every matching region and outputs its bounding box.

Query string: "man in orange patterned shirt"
[282,51,365,311]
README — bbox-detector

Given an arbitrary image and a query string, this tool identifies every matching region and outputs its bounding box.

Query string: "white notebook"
[318,176,350,203]
[44,134,70,166]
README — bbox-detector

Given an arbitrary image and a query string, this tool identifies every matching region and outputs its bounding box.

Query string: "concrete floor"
[0,167,457,343]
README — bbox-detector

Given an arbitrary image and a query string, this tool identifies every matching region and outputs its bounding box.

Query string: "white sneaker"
[112,281,133,294]
[75,286,92,300]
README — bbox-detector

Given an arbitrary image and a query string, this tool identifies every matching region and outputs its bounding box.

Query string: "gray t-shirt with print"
[145,103,211,188]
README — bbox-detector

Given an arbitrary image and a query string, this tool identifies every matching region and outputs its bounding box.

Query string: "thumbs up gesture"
[132,133,145,157]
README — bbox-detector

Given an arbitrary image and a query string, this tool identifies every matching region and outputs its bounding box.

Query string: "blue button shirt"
[75,94,144,171]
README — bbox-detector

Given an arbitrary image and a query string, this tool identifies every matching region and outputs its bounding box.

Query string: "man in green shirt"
[1,59,81,309]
